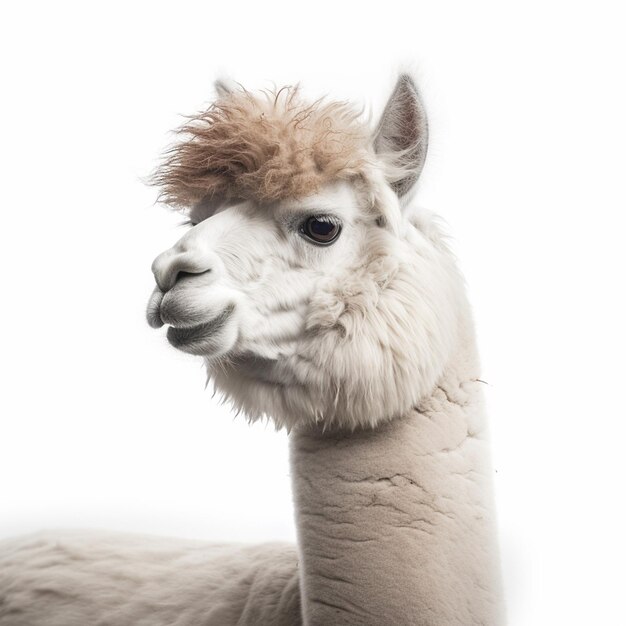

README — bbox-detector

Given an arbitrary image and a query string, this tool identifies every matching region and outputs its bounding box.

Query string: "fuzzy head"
[147,75,466,430]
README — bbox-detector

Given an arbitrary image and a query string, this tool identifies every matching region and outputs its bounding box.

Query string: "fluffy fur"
[0,532,300,626]
[0,366,503,626]
[0,74,503,626]
[291,352,503,625]
[153,85,372,210]
[208,201,466,430]
[147,78,454,431]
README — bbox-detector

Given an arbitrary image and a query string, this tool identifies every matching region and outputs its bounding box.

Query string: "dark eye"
[300,216,342,245]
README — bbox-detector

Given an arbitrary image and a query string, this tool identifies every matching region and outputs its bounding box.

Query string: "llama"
[0,75,503,625]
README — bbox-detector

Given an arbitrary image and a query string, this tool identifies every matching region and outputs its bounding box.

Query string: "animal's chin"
[221,355,286,385]
[165,306,238,358]
[208,355,307,400]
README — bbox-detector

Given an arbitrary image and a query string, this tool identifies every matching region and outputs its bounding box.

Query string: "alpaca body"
[0,76,504,624]
[0,369,501,625]
[0,532,300,626]
[292,351,502,625]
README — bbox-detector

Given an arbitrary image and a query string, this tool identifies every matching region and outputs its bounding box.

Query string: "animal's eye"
[300,216,342,245]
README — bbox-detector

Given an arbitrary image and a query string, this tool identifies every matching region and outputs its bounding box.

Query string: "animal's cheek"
[367,255,400,289]
[306,275,383,340]
[305,292,346,332]
[304,252,399,335]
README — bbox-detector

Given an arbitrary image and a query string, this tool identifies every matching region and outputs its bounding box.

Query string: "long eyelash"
[312,215,340,225]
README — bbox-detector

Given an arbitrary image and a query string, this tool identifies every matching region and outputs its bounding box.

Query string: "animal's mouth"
[146,287,237,357]
[165,306,235,355]
[146,288,166,329]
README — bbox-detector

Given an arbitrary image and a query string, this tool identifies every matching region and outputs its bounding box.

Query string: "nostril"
[168,268,212,290]
[177,269,211,281]
[152,249,218,292]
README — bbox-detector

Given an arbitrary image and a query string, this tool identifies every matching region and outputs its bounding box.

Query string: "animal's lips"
[166,306,234,348]
[146,289,165,329]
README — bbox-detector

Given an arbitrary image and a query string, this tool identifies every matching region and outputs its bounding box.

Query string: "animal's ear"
[373,74,428,199]
[214,78,238,98]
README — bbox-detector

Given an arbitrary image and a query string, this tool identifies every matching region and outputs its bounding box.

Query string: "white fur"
[0,75,503,625]
[148,179,464,431]
[0,531,300,625]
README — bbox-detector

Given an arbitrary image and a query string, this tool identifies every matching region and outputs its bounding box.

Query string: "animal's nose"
[151,248,217,292]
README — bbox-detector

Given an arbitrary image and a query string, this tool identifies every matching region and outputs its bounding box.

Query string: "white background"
[1,2,625,624]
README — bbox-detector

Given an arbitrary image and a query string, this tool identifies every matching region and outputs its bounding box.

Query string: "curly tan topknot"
[153,86,372,209]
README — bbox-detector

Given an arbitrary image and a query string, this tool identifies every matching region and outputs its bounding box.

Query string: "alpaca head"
[147,75,466,430]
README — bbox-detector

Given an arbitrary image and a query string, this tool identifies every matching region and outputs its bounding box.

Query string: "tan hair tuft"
[153,86,373,209]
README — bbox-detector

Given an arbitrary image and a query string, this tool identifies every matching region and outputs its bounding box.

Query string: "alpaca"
[0,75,503,625]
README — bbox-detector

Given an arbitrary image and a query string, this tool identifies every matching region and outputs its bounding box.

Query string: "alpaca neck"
[289,353,503,625]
